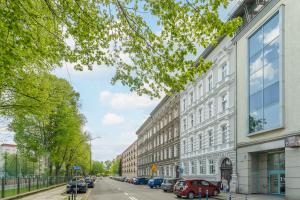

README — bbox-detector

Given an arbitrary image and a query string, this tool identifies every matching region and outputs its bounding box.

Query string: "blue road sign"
[73,166,81,170]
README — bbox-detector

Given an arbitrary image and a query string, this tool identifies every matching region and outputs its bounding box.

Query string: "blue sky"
[53,1,237,162]
[0,1,237,162]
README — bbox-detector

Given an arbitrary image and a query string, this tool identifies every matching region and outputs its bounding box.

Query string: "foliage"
[1,153,35,177]
[7,73,90,176]
[0,0,242,97]
[109,158,121,175]
[91,161,106,175]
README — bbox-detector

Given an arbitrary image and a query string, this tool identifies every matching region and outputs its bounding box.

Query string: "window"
[190,92,194,105]
[208,75,213,91]
[169,146,172,158]
[191,160,196,175]
[248,12,281,133]
[198,134,202,150]
[190,114,194,127]
[221,125,228,144]
[183,119,187,130]
[221,94,227,112]
[174,127,178,137]
[208,102,213,118]
[198,108,203,123]
[174,144,178,157]
[208,159,215,174]
[198,84,203,98]
[190,137,194,152]
[183,141,187,154]
[183,99,186,111]
[208,130,213,147]
[221,63,227,80]
[199,159,205,174]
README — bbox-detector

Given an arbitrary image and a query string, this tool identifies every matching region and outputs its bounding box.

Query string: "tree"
[91,161,105,175]
[0,0,242,97]
[9,73,90,176]
[109,158,121,175]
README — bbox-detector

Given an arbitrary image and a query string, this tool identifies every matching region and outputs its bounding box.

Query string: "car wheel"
[213,190,219,196]
[188,192,194,199]
[176,195,181,198]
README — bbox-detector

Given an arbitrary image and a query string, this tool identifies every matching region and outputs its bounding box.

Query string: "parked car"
[161,178,179,192]
[66,178,87,193]
[85,177,95,188]
[148,177,163,188]
[173,179,220,199]
[134,177,149,185]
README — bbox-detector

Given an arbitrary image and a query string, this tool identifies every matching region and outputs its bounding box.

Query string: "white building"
[180,36,237,191]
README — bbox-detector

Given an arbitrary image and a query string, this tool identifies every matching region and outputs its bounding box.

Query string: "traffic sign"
[151,164,157,173]
[73,166,81,170]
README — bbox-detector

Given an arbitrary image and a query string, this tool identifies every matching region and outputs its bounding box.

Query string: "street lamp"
[88,136,101,175]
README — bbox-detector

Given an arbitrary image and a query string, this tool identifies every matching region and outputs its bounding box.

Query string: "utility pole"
[88,136,101,175]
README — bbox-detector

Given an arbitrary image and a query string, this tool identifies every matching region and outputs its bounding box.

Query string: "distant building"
[121,140,137,178]
[137,94,180,178]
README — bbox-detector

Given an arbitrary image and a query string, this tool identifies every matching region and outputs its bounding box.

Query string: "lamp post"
[89,136,101,175]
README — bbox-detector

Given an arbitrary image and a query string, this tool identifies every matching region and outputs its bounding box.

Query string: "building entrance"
[267,152,285,195]
[220,158,232,185]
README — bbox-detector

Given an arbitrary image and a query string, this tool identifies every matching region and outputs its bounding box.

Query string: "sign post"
[73,166,81,198]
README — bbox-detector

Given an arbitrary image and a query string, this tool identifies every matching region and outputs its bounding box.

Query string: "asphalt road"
[89,177,219,200]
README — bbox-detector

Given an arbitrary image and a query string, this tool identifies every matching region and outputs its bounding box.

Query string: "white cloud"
[99,90,159,109]
[102,113,125,125]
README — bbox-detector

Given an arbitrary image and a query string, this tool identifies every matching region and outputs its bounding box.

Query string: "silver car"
[161,178,180,192]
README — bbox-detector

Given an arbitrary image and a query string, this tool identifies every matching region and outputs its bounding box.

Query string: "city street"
[89,177,219,200]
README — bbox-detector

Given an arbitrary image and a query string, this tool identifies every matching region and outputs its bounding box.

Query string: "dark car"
[161,178,179,192]
[66,179,87,193]
[134,177,149,185]
[148,177,163,188]
[85,177,95,188]
[173,179,220,199]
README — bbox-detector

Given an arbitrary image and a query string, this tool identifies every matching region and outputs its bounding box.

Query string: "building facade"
[137,94,180,178]
[234,0,300,199]
[180,37,237,191]
[121,140,137,178]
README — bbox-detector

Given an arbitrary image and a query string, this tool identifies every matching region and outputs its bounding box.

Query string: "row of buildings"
[120,0,300,199]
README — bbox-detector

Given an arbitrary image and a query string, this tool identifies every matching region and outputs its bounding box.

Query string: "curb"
[1,183,66,200]
[81,189,92,200]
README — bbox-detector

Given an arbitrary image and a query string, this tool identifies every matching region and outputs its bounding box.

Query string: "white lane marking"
[130,197,138,200]
[124,192,129,196]
[118,188,121,190]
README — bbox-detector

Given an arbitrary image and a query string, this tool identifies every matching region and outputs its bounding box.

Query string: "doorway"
[269,170,285,195]
[220,158,232,186]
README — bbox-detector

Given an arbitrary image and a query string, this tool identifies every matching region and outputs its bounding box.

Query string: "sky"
[1,1,237,162]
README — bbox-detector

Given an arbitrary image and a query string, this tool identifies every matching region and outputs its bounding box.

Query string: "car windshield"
[164,179,172,184]
[177,181,186,187]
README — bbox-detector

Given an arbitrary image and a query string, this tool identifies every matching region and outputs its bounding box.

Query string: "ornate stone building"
[137,94,180,178]
[180,36,237,191]
[121,140,137,178]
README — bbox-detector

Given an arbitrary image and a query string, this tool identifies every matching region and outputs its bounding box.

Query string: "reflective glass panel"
[249,109,263,133]
[264,103,280,130]
[249,28,263,57]
[263,14,280,45]
[250,50,263,74]
[263,82,279,107]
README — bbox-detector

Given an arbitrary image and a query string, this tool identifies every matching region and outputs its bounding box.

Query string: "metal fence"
[0,176,67,198]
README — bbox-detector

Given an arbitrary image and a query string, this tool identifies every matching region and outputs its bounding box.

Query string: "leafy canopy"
[0,0,241,97]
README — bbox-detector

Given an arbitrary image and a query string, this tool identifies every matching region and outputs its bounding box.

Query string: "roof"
[0,143,17,148]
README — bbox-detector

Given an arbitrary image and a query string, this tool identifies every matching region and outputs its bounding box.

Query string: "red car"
[173,179,220,199]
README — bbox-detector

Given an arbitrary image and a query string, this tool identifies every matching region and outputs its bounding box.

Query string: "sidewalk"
[213,192,285,200]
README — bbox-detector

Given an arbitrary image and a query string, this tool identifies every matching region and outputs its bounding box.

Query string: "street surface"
[89,177,219,200]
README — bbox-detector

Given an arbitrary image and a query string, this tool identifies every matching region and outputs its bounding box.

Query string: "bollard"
[245,194,248,200]
[1,178,4,198]
[205,190,208,200]
[198,188,202,200]
[228,192,232,200]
